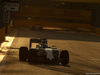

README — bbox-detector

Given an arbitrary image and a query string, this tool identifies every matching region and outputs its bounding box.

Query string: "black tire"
[32,26,36,30]
[28,49,38,64]
[39,27,43,30]
[60,50,69,66]
[19,47,28,61]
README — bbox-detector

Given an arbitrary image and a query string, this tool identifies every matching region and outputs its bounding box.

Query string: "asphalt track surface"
[0,27,100,75]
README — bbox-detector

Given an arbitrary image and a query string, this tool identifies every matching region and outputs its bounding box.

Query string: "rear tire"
[32,26,36,30]
[60,50,69,66]
[39,27,43,30]
[19,47,28,61]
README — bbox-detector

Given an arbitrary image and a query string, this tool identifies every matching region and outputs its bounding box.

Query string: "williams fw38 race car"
[19,38,69,66]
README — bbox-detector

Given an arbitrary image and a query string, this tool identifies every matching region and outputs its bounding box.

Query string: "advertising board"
[4,2,19,11]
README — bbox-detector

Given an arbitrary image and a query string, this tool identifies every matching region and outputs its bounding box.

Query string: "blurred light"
[28,17,31,20]
[25,5,29,7]
[62,2,65,5]
[0,55,5,62]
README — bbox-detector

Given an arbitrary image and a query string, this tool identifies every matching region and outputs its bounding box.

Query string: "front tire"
[60,50,69,66]
[19,47,28,61]
[28,49,38,64]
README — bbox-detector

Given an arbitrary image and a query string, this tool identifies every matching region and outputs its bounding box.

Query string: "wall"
[91,8,100,35]
[0,0,5,44]
[14,19,91,28]
[13,6,91,28]
[0,27,5,43]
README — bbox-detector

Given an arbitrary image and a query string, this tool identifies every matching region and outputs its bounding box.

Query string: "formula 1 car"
[32,24,43,30]
[19,38,69,66]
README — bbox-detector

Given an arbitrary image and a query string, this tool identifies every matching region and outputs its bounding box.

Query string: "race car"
[32,24,43,30]
[19,38,69,66]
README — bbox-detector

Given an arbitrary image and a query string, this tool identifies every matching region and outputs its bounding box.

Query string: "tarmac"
[0,27,99,65]
[0,27,100,75]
